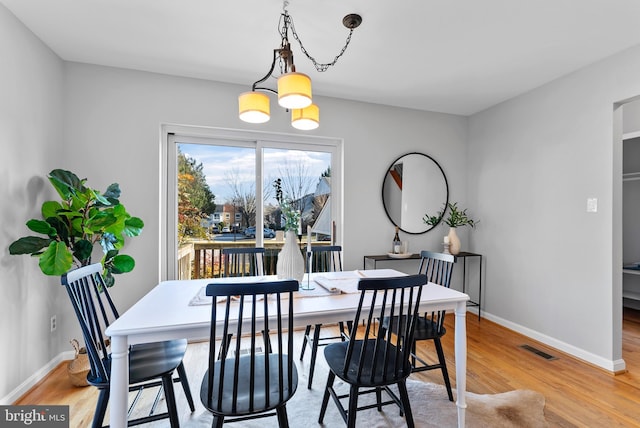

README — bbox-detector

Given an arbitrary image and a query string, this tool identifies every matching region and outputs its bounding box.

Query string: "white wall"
[61,62,469,313]
[623,98,640,134]
[0,5,66,402]
[468,44,640,371]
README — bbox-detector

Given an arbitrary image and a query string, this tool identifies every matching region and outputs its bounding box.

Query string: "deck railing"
[178,239,332,280]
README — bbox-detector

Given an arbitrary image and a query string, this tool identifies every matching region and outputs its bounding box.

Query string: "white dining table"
[105,269,470,427]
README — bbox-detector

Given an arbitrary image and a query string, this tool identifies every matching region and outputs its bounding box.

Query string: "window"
[161,126,342,280]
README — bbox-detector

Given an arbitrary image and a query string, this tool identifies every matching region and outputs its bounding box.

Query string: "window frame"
[160,124,343,280]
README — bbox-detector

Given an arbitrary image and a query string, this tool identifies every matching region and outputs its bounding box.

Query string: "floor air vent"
[519,344,557,360]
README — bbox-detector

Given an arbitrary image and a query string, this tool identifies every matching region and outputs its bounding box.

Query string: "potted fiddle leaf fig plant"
[9,169,144,287]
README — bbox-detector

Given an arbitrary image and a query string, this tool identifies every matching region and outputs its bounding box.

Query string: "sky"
[178,143,331,204]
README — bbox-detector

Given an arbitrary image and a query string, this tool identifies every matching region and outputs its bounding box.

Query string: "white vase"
[448,227,461,255]
[277,230,305,283]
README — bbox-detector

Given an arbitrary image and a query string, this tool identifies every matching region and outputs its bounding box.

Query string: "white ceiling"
[3,0,640,116]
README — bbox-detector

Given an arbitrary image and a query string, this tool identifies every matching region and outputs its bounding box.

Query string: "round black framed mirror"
[381,152,449,234]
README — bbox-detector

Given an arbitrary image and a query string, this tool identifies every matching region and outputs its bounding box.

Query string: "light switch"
[587,198,598,213]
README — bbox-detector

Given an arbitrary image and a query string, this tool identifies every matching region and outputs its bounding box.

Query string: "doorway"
[620,98,640,371]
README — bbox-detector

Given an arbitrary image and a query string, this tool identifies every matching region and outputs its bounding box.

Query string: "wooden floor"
[16,308,640,427]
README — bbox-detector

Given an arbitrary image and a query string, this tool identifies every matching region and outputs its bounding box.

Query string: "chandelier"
[238,1,362,130]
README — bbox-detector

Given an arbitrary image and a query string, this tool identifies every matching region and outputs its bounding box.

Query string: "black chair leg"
[347,384,359,428]
[411,340,417,368]
[338,321,347,341]
[376,387,382,411]
[176,361,196,411]
[276,405,290,428]
[307,324,322,389]
[397,381,415,428]
[162,374,180,428]
[212,415,224,428]
[343,320,355,339]
[92,388,109,428]
[300,324,312,359]
[434,338,454,401]
[318,372,335,423]
[262,330,273,353]
[218,333,233,360]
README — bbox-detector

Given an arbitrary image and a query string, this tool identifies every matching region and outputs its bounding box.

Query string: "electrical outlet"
[50,315,56,332]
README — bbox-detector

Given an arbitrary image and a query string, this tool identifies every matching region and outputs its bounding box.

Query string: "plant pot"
[276,230,305,282]
[448,227,461,255]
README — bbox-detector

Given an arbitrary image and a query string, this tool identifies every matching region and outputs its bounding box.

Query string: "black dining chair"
[219,247,268,354]
[61,263,195,428]
[383,250,456,401]
[220,247,265,277]
[299,245,351,389]
[200,279,299,427]
[318,274,427,428]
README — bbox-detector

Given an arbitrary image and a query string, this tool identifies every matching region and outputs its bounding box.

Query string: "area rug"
[183,373,548,428]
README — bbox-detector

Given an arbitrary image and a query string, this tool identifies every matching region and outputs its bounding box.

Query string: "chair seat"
[200,353,298,416]
[87,339,188,387]
[324,340,412,387]
[382,316,446,340]
[414,317,446,340]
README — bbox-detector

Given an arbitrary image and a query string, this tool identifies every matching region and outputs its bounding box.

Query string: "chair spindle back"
[205,280,298,414]
[310,245,342,273]
[221,247,266,277]
[418,250,455,332]
[61,263,119,384]
[344,274,427,384]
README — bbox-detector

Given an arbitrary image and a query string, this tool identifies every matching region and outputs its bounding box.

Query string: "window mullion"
[256,141,265,247]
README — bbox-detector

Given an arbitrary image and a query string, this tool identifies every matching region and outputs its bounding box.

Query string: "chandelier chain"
[285,14,355,72]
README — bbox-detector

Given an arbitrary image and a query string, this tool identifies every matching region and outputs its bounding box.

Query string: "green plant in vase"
[9,169,144,287]
[424,202,477,228]
[273,178,300,232]
[273,178,304,282]
[424,202,477,255]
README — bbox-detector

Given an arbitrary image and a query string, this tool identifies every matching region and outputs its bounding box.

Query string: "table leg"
[109,335,129,428]
[454,301,467,427]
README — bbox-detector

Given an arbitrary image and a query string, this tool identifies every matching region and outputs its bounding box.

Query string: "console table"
[363,251,483,320]
[454,252,482,321]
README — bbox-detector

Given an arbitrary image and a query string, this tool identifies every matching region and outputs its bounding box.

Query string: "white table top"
[106,269,469,344]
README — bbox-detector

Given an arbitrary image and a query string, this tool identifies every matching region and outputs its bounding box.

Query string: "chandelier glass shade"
[237,1,361,130]
[291,103,319,130]
[238,91,270,123]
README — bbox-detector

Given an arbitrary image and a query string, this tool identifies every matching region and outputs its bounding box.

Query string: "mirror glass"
[382,152,449,234]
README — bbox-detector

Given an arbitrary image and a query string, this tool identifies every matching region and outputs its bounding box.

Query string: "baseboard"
[0,350,75,405]
[481,311,625,373]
